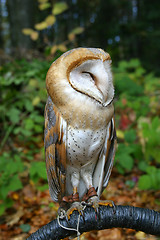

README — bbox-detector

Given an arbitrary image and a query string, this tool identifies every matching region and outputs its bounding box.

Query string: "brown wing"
[44,96,67,203]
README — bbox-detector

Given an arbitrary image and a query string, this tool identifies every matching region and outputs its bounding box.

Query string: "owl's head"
[46,48,114,108]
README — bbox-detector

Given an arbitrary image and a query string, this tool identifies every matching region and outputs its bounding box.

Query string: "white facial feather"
[69,59,114,106]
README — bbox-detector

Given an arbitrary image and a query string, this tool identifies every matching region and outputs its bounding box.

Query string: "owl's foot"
[66,201,84,220]
[82,187,115,218]
[62,191,80,203]
[82,186,98,202]
[58,192,84,220]
[88,196,116,218]
[58,200,69,219]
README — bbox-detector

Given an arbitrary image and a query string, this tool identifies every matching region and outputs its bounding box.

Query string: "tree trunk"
[6,0,35,55]
[0,1,4,49]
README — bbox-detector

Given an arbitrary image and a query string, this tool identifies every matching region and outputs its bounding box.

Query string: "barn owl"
[44,48,116,218]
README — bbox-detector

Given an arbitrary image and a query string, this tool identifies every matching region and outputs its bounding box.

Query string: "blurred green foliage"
[114,58,160,189]
[0,57,159,215]
[0,59,51,215]
[0,59,49,145]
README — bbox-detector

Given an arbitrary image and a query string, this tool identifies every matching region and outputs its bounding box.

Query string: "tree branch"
[27,205,160,240]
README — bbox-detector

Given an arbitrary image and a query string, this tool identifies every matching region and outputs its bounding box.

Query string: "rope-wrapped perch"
[27,205,160,240]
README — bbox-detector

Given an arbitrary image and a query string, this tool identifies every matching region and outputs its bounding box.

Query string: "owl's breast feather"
[66,125,107,168]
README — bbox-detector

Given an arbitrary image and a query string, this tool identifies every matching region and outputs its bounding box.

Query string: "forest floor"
[0,168,160,240]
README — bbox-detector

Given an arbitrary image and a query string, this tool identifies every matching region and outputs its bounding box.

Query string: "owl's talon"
[65,215,70,225]
[88,196,116,219]
[110,200,116,214]
[98,199,116,213]
[58,207,67,219]
[79,209,85,222]
[66,202,84,220]
[88,196,99,208]
[81,201,92,207]
[95,207,100,220]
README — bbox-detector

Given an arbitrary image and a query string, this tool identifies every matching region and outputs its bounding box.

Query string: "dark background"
[1,0,160,73]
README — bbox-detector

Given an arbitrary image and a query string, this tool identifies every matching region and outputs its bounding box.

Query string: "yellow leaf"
[58,44,67,52]
[29,79,38,87]
[39,2,51,10]
[30,31,39,41]
[12,193,19,200]
[72,27,84,35]
[22,28,33,35]
[35,21,47,30]
[32,96,40,106]
[45,15,56,26]
[51,45,58,55]
[68,33,75,41]
[116,129,124,139]
[52,2,68,15]
[135,231,146,240]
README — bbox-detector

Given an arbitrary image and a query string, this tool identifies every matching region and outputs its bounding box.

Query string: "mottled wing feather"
[103,117,116,188]
[93,117,116,197]
[44,96,67,203]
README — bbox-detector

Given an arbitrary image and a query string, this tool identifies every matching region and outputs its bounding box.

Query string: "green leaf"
[115,75,143,96]
[24,119,35,130]
[125,180,135,188]
[38,184,48,191]
[138,175,152,190]
[138,161,148,172]
[0,204,5,216]
[152,116,160,130]
[25,70,37,77]
[0,199,13,216]
[116,143,134,155]
[33,115,44,123]
[0,155,7,169]
[7,175,23,192]
[24,100,34,112]
[20,224,31,233]
[6,159,19,175]
[14,155,24,172]
[146,166,157,175]
[115,164,125,174]
[6,108,20,124]
[14,77,24,85]
[0,174,22,199]
[0,185,10,199]
[49,202,55,208]
[118,61,128,71]
[130,143,143,159]
[13,127,21,135]
[128,59,141,69]
[34,125,43,133]
[30,162,47,180]
[124,129,136,143]
[118,154,134,170]
[21,128,32,137]
[135,67,146,77]
[36,162,47,179]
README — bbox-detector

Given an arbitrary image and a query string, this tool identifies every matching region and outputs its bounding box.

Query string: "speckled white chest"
[66,125,107,169]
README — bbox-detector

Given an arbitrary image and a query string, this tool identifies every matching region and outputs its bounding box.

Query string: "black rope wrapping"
[27,205,160,240]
